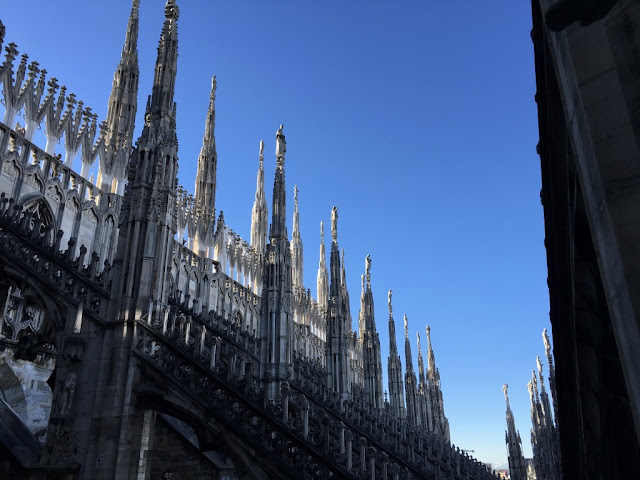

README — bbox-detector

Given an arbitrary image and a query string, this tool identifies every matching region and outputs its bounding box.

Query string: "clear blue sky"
[2,0,549,469]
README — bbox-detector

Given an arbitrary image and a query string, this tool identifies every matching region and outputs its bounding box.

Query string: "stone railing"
[133,299,498,480]
[0,193,112,320]
[290,355,497,479]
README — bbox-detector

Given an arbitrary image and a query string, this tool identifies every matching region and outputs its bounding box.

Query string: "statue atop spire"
[503,383,509,404]
[331,206,338,242]
[268,124,288,240]
[165,0,179,19]
[404,314,409,338]
[388,289,393,313]
[365,254,371,288]
[276,124,286,161]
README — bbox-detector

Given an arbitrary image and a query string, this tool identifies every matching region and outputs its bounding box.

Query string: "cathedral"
[0,2,497,478]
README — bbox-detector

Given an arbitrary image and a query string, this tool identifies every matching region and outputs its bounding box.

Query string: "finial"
[132,0,140,9]
[331,206,338,242]
[388,289,393,313]
[503,383,509,403]
[320,221,324,243]
[426,325,431,344]
[294,185,299,207]
[365,255,372,287]
[404,314,409,338]
[259,139,264,160]
[417,332,421,351]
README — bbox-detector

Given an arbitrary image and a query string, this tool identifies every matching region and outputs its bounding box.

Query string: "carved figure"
[276,124,286,157]
[388,289,392,309]
[537,355,543,377]
[58,372,77,416]
[331,206,338,241]
[543,328,551,356]
[503,383,509,401]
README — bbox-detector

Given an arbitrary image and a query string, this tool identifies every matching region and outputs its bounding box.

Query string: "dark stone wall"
[149,415,217,480]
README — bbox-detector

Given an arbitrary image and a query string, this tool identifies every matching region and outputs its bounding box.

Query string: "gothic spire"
[387,290,405,418]
[269,125,287,241]
[317,221,329,307]
[416,331,434,433]
[542,328,558,422]
[504,383,527,480]
[260,124,293,400]
[194,76,218,224]
[358,255,383,408]
[250,140,268,254]
[426,325,450,442]
[417,332,426,388]
[101,0,139,191]
[290,185,303,288]
[147,0,179,120]
[329,206,340,297]
[404,314,421,426]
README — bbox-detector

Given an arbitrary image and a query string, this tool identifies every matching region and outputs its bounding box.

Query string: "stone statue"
[331,207,338,241]
[388,290,393,313]
[320,221,324,240]
[294,185,298,205]
[543,328,551,357]
[536,355,543,377]
[365,254,371,284]
[259,139,264,158]
[58,371,77,416]
[502,383,509,402]
[404,314,409,335]
[276,124,286,157]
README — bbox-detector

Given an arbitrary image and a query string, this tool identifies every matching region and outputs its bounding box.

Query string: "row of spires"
[105,0,450,435]
[503,329,560,480]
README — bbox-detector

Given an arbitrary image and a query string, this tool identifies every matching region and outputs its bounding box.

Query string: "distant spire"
[291,185,304,288]
[317,221,329,307]
[269,125,287,240]
[193,75,218,253]
[504,383,527,480]
[426,325,450,442]
[329,207,340,297]
[404,314,421,426]
[100,0,140,190]
[387,290,405,418]
[417,332,426,387]
[542,328,558,422]
[148,0,180,120]
[358,254,383,408]
[250,140,268,254]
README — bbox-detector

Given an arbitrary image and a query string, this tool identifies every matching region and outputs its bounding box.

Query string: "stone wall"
[149,415,237,480]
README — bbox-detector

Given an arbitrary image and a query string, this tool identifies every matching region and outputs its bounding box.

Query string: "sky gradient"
[1,0,549,469]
